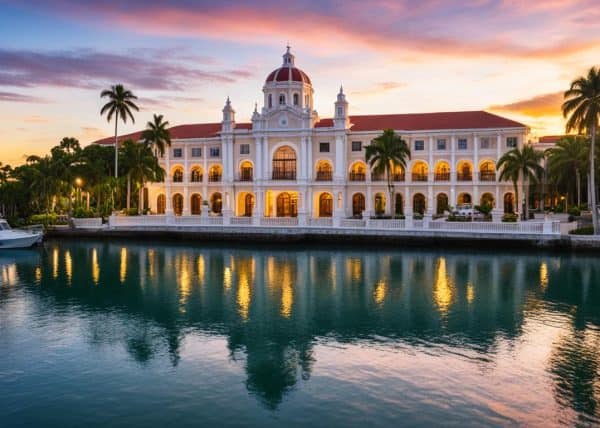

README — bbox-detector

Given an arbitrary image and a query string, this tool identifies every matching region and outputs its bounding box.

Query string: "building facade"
[98,47,528,221]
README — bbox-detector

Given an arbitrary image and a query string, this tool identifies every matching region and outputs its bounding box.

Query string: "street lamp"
[74,178,83,207]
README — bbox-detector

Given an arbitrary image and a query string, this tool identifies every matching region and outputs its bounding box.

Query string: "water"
[1,240,600,427]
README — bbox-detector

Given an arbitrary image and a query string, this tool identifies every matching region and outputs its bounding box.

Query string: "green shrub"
[475,202,493,215]
[447,214,472,222]
[122,208,139,216]
[502,213,518,222]
[73,207,98,218]
[568,206,581,217]
[569,226,594,235]
[413,213,424,220]
[28,213,58,225]
[394,214,405,220]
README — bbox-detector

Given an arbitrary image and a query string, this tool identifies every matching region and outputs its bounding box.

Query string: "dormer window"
[268,94,272,108]
[279,94,286,105]
[293,93,299,106]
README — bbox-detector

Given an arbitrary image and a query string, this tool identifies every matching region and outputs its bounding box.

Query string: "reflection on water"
[1,241,600,426]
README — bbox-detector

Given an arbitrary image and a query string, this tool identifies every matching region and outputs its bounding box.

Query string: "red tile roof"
[315,111,526,131]
[538,135,564,144]
[92,111,526,145]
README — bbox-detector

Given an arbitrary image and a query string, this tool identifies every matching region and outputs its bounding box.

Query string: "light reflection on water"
[1,241,600,427]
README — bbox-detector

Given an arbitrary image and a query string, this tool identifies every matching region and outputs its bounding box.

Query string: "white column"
[334,135,344,181]
[165,149,173,214]
[202,145,208,203]
[428,136,434,181]
[307,135,313,182]
[255,136,262,182]
[299,136,307,180]
[450,135,456,205]
[473,135,479,205]
[263,137,269,180]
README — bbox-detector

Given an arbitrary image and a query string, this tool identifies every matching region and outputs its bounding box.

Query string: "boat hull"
[0,233,43,249]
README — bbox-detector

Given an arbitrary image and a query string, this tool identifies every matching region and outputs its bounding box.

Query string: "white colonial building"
[97,47,528,224]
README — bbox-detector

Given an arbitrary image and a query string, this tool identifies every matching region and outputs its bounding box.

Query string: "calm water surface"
[1,240,600,427]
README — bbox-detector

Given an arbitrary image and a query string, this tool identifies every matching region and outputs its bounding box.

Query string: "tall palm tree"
[562,67,600,234]
[142,114,171,157]
[547,136,589,207]
[498,145,544,220]
[120,139,164,212]
[365,129,410,216]
[100,84,139,178]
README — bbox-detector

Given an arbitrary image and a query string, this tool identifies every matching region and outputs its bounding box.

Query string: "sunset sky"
[1,0,599,165]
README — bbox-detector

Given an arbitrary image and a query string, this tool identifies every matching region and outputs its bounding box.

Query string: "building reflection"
[8,242,600,414]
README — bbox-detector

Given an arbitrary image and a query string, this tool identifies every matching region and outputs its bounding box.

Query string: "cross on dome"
[282,44,295,67]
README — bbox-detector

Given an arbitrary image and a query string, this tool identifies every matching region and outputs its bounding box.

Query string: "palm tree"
[547,136,589,207]
[120,139,164,212]
[562,67,600,234]
[100,84,139,178]
[498,145,544,220]
[365,129,410,216]
[142,114,171,157]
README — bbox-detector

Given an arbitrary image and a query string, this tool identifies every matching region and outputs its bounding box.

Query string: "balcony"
[479,171,496,182]
[412,173,428,182]
[392,172,405,182]
[371,173,384,181]
[315,170,333,181]
[238,169,253,182]
[434,172,450,181]
[457,173,473,181]
[208,173,222,182]
[349,172,366,182]
[190,174,203,183]
[272,170,296,180]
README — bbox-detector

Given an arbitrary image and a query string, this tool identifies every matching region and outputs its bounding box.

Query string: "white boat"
[0,219,43,249]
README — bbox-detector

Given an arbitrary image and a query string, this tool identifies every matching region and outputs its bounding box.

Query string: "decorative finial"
[286,42,290,53]
[254,102,258,112]
[339,85,344,94]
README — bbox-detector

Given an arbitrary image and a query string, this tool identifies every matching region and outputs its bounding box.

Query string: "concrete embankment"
[43,226,600,252]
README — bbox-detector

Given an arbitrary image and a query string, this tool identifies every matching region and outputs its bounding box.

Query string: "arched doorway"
[244,194,254,217]
[413,193,426,215]
[395,194,404,215]
[480,192,495,207]
[276,192,297,217]
[352,193,365,217]
[436,193,449,215]
[172,193,183,216]
[191,194,202,215]
[504,193,515,214]
[457,193,472,205]
[375,193,386,215]
[156,194,166,214]
[272,146,297,180]
[211,192,222,214]
[318,193,333,217]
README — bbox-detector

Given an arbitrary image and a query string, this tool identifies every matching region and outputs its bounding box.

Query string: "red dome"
[265,66,311,84]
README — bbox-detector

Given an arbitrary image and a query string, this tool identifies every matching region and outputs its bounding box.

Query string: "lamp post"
[74,178,83,209]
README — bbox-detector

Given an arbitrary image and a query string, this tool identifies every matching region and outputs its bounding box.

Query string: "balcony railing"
[412,173,428,182]
[315,170,333,181]
[208,173,222,182]
[348,172,366,182]
[457,173,473,181]
[434,172,450,181]
[371,173,384,181]
[190,174,203,183]
[392,173,405,182]
[479,171,496,182]
[272,170,296,180]
[238,169,253,181]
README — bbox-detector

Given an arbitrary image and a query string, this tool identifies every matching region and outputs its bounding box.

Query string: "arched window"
[411,162,428,182]
[211,192,222,214]
[268,94,273,108]
[244,194,254,217]
[318,193,333,218]
[191,194,202,215]
[349,162,366,181]
[457,161,473,181]
[395,194,404,215]
[239,161,253,181]
[191,167,203,182]
[172,168,183,183]
[352,193,365,217]
[316,160,333,181]
[436,193,449,215]
[156,194,166,214]
[479,161,496,181]
[209,165,222,182]
[457,193,472,205]
[272,146,296,180]
[276,192,297,217]
[375,193,386,215]
[172,193,183,216]
[480,193,495,208]
[434,162,450,181]
[413,193,426,215]
[293,93,299,106]
[279,93,286,105]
